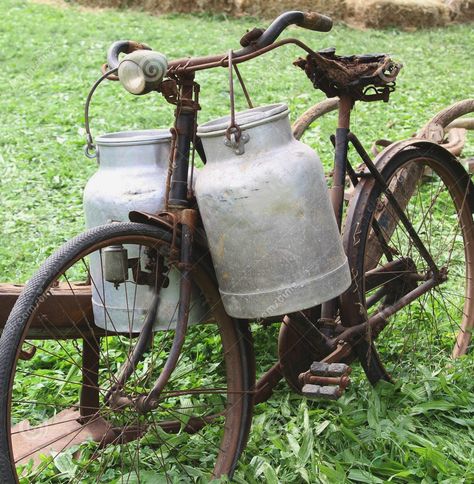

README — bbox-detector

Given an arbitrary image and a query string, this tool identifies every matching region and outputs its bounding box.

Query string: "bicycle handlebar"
[105,11,332,73]
[107,40,152,70]
[240,11,332,53]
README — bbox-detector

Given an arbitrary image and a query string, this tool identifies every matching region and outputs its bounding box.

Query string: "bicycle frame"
[138,60,451,408]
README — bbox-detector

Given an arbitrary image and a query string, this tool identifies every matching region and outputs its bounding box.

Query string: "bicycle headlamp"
[118,50,168,95]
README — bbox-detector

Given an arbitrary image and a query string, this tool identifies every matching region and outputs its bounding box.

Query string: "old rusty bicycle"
[0,10,473,482]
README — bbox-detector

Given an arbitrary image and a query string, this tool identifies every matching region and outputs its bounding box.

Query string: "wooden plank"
[0,283,103,339]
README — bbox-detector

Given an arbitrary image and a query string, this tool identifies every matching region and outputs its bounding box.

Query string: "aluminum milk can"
[83,129,208,332]
[195,104,351,318]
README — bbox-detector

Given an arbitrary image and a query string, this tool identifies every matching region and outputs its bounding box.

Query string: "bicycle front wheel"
[342,146,474,384]
[0,222,254,482]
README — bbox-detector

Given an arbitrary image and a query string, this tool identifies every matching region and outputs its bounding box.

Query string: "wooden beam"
[0,283,104,339]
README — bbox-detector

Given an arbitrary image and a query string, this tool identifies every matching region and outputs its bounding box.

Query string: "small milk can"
[195,104,351,318]
[83,129,208,332]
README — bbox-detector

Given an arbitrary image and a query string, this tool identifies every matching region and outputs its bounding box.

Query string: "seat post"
[321,95,354,322]
[337,94,353,131]
[332,94,354,227]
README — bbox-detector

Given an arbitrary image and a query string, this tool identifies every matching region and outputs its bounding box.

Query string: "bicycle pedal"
[301,384,342,401]
[310,362,351,377]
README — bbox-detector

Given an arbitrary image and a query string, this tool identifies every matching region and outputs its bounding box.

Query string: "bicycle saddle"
[294,48,402,102]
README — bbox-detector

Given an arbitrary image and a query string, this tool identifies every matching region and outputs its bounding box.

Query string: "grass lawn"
[1,0,474,482]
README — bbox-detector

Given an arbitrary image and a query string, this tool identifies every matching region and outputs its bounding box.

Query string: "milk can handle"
[225,50,240,140]
[224,50,250,156]
[84,67,119,160]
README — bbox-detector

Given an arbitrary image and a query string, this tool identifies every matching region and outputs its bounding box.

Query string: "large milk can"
[83,129,208,332]
[195,104,351,319]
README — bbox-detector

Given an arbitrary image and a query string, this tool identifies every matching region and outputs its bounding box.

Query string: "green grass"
[1,0,474,482]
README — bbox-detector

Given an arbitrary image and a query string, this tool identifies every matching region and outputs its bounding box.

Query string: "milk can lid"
[197,103,289,137]
[96,129,172,147]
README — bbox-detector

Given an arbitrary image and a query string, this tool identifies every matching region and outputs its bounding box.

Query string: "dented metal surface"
[195,103,350,318]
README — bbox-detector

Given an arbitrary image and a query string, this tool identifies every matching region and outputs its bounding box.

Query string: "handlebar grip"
[298,12,333,32]
[107,40,152,70]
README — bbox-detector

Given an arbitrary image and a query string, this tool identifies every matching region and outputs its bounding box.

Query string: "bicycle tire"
[0,222,254,482]
[341,145,474,384]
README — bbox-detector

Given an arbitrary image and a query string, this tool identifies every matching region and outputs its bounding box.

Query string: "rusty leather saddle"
[295,48,402,102]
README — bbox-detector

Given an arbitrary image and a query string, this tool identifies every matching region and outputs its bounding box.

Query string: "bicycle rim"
[343,148,474,384]
[0,223,253,482]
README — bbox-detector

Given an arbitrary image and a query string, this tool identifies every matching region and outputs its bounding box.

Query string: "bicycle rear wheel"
[342,146,474,384]
[0,222,254,482]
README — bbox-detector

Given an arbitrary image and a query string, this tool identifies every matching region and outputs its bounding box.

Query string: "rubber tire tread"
[344,148,474,385]
[0,222,254,482]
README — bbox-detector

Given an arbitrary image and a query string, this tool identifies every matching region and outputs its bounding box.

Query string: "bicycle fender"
[128,210,210,252]
[354,138,474,214]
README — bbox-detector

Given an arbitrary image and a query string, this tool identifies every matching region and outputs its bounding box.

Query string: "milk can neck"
[202,114,295,164]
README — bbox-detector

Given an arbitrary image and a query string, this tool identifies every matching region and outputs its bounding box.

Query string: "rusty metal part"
[371,138,393,156]
[159,78,179,104]
[336,276,439,347]
[80,336,100,420]
[18,346,36,360]
[165,126,178,206]
[226,50,239,141]
[348,133,439,274]
[130,210,180,263]
[129,210,177,235]
[253,362,283,404]
[168,74,199,208]
[418,98,474,167]
[302,374,350,387]
[448,117,474,130]
[188,82,201,200]
[418,98,474,143]
[136,209,198,413]
[442,127,467,157]
[233,63,253,109]
[298,361,351,400]
[321,342,354,363]
[239,27,265,47]
[277,311,332,393]
[364,257,418,292]
[295,51,401,102]
[128,210,209,270]
[167,38,315,76]
[299,12,333,32]
[292,97,339,140]
[12,408,114,466]
[321,96,353,322]
[100,63,119,81]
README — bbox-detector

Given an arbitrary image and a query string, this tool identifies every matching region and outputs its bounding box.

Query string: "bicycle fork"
[107,209,198,414]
